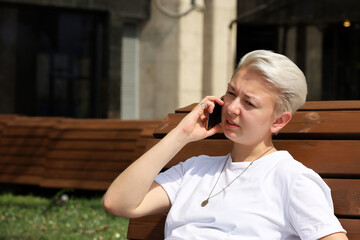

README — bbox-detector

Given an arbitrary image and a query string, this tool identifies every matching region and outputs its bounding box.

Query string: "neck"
[231,141,275,162]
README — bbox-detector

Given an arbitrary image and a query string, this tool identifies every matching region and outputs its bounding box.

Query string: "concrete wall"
[139,0,237,119]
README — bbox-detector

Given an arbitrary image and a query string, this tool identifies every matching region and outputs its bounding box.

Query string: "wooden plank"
[46,150,136,161]
[340,219,360,240]
[299,101,360,111]
[43,159,132,171]
[54,119,160,130]
[0,137,49,146]
[153,111,360,138]
[49,139,137,151]
[0,115,16,136]
[280,111,360,136]
[275,140,360,176]
[127,217,360,240]
[325,179,360,218]
[2,128,53,137]
[0,165,43,175]
[41,169,121,181]
[39,179,111,190]
[128,216,360,240]
[49,130,141,140]
[0,174,42,185]
[0,146,47,156]
[127,214,166,240]
[5,117,62,127]
[145,139,360,176]
[0,156,45,165]
[174,101,360,113]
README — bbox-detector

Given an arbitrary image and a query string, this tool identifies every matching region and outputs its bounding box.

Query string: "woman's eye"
[246,101,255,107]
[227,91,235,96]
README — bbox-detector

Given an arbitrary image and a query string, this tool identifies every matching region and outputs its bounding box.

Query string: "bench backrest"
[127,101,360,240]
[42,118,160,190]
[0,116,63,185]
[0,116,160,190]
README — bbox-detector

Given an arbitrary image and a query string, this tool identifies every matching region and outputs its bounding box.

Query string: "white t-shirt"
[155,151,346,240]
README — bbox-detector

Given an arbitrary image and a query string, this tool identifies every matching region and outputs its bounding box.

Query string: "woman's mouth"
[225,119,239,128]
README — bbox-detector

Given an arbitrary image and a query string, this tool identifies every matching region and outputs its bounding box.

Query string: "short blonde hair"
[235,50,307,115]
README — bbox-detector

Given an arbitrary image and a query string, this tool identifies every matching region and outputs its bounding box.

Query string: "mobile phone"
[206,102,222,130]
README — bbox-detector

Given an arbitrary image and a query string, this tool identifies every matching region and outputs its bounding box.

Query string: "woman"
[103,50,347,239]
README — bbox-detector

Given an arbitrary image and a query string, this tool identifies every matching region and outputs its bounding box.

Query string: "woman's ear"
[271,112,292,134]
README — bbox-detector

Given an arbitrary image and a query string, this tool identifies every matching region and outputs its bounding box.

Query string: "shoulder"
[260,151,326,194]
[269,151,318,179]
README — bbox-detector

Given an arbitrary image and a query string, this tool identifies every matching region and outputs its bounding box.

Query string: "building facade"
[0,0,359,119]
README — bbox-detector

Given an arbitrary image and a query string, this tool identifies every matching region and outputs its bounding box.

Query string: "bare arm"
[103,97,223,218]
[319,232,348,240]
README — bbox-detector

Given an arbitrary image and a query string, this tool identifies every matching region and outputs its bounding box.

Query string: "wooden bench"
[0,116,64,185]
[127,100,360,240]
[41,118,160,190]
[0,115,161,190]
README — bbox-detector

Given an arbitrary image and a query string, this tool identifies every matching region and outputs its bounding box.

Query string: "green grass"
[0,190,129,240]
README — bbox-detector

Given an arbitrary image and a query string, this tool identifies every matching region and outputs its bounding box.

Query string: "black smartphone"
[206,102,222,130]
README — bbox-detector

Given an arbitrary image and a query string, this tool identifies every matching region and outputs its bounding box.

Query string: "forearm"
[103,127,187,216]
[103,96,223,217]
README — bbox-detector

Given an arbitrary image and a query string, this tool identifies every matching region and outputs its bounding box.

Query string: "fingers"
[205,123,222,137]
[198,96,224,114]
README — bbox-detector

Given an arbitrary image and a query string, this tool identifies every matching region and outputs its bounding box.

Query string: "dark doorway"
[236,24,279,64]
[322,22,360,100]
[1,4,109,118]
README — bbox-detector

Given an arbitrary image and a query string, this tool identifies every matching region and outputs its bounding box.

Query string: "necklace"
[201,146,274,207]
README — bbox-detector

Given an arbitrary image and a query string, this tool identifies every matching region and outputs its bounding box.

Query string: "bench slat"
[326,179,360,218]
[54,119,159,130]
[39,179,111,190]
[44,159,133,171]
[0,156,45,165]
[46,150,135,161]
[127,215,360,240]
[154,111,360,139]
[49,140,136,150]
[0,137,49,146]
[144,139,360,176]
[0,174,41,185]
[340,219,360,240]
[42,169,125,181]
[298,100,360,111]
[127,214,166,240]
[0,146,47,156]
[49,130,141,140]
[174,101,360,113]
[0,165,43,175]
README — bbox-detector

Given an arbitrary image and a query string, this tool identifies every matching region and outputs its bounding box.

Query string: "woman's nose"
[226,99,241,115]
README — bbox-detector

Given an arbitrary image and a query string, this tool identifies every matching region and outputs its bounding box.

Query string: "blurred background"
[0,0,359,120]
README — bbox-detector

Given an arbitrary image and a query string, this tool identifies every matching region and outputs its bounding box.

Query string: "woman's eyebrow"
[227,83,235,90]
[245,93,257,100]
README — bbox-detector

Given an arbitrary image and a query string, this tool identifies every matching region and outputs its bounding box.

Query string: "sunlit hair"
[234,50,308,116]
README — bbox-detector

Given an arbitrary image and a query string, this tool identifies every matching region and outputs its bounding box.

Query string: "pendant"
[201,199,209,207]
